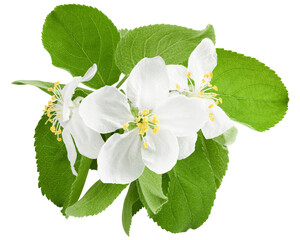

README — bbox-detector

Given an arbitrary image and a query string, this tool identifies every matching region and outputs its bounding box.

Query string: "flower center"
[176,72,223,122]
[44,81,63,141]
[123,109,160,148]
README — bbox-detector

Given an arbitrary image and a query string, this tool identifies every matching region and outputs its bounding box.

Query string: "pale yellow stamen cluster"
[44,81,63,141]
[123,110,160,148]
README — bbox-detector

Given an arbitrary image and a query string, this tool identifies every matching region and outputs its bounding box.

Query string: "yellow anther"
[51,95,56,101]
[135,118,140,123]
[209,113,213,118]
[209,72,213,78]
[50,126,56,133]
[57,138,62,142]
[47,107,52,112]
[48,88,53,92]
[57,114,61,118]
[219,98,223,104]
[210,117,215,122]
[49,119,53,123]
[213,85,218,91]
[204,74,210,78]
[123,123,129,130]
[199,91,204,95]
[152,115,159,123]
[143,117,149,124]
[54,81,60,87]
[212,93,217,97]
[47,112,52,117]
[143,142,148,148]
[202,79,206,83]
[187,72,191,78]
[44,105,48,111]
[153,126,160,134]
[208,104,214,109]
[48,100,53,106]
[138,123,143,129]
[197,95,201,98]
[215,100,219,105]
[57,128,62,135]
[176,83,180,89]
[209,113,215,122]
[208,83,212,87]
[141,110,149,115]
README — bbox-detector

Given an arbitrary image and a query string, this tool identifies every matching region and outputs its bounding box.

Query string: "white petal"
[62,129,77,175]
[65,107,104,159]
[154,95,208,137]
[188,38,217,88]
[167,65,188,91]
[126,57,169,110]
[177,133,198,160]
[141,130,178,174]
[98,130,145,184]
[201,99,234,139]
[79,86,133,134]
[82,64,97,82]
[61,65,97,122]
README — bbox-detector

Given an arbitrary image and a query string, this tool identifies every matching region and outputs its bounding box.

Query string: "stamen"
[54,81,60,88]
[50,125,56,132]
[219,98,223,104]
[199,91,204,95]
[213,85,218,91]
[202,79,206,84]
[176,83,180,89]
[51,95,56,101]
[48,100,53,106]
[123,123,129,130]
[215,100,219,105]
[48,88,53,92]
[57,114,61,118]
[209,72,213,78]
[152,115,159,123]
[135,118,140,123]
[209,113,215,122]
[57,138,62,142]
[141,110,149,116]
[153,126,160,134]
[143,117,149,124]
[204,74,210,78]
[143,142,148,148]
[187,72,191,78]
[208,104,214,109]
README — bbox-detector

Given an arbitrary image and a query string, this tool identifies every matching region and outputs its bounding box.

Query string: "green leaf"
[62,156,92,216]
[119,28,129,38]
[136,168,168,214]
[12,80,92,98]
[213,127,238,146]
[42,4,121,89]
[122,182,143,236]
[115,24,215,75]
[149,134,216,233]
[212,49,289,131]
[65,180,127,217]
[200,132,229,189]
[35,115,76,207]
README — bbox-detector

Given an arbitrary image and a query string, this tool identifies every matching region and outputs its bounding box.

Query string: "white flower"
[44,64,104,175]
[79,57,207,184]
[167,38,233,139]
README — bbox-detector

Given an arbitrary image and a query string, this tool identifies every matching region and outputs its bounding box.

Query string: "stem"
[116,75,128,89]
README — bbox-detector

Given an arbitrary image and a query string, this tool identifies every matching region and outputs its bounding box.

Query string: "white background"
[1,0,299,239]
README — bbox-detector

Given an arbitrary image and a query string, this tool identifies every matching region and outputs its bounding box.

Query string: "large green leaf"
[62,156,92,216]
[35,115,76,207]
[149,134,216,233]
[199,132,229,189]
[122,182,143,236]
[42,4,121,89]
[12,80,92,98]
[136,168,168,214]
[65,180,127,217]
[212,49,289,131]
[115,24,215,75]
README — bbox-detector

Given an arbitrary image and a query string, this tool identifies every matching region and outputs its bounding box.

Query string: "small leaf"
[212,49,289,131]
[42,4,121,89]
[62,156,93,216]
[115,24,215,75]
[149,134,216,233]
[137,168,168,214]
[35,115,76,207]
[199,132,229,189]
[122,182,143,236]
[213,127,238,146]
[12,80,92,98]
[65,180,127,217]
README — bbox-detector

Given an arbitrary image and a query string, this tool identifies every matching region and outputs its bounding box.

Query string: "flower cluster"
[45,38,233,183]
